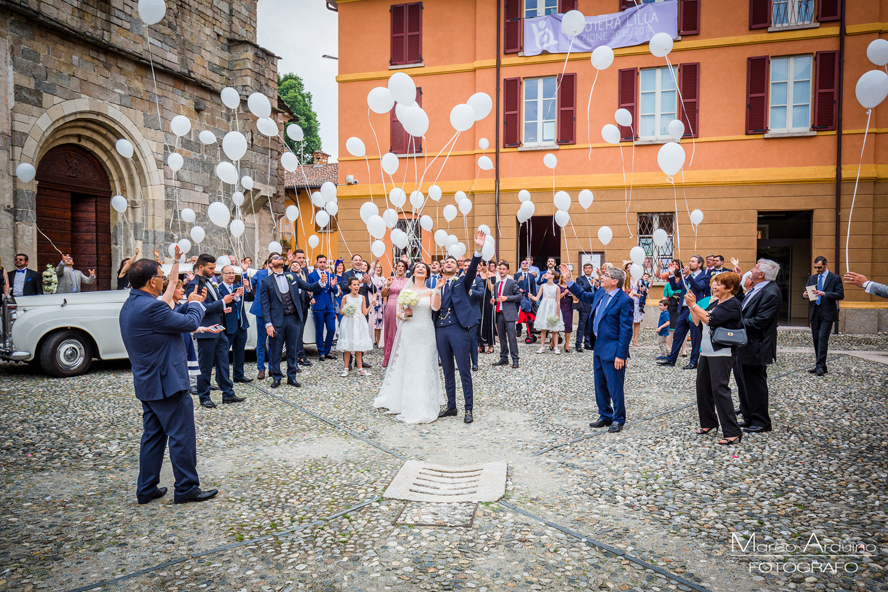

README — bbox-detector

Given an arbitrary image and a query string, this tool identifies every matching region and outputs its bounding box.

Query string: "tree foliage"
[278,73,323,162]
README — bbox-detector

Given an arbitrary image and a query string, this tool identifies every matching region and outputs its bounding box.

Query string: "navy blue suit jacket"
[307,269,339,312]
[184,277,226,338]
[250,269,269,317]
[568,284,633,361]
[514,271,535,295]
[260,273,321,329]
[119,289,205,402]
[219,282,254,334]
[469,276,485,321]
[435,253,481,329]
[575,275,597,312]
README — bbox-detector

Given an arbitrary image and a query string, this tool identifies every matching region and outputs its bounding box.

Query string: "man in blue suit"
[563,264,633,433]
[657,255,711,370]
[468,267,486,371]
[250,256,272,379]
[435,231,487,424]
[307,254,340,362]
[218,265,255,383]
[119,258,218,505]
[575,263,598,352]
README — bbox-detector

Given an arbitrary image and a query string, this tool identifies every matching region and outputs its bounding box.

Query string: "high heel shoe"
[696,426,718,435]
[718,434,742,445]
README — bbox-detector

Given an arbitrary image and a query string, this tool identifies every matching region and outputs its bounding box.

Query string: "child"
[656,299,671,359]
[530,270,564,354]
[338,277,375,376]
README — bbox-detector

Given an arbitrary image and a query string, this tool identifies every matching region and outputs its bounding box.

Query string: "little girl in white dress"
[338,277,375,376]
[531,270,565,354]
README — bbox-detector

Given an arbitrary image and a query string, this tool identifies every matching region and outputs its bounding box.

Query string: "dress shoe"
[464,412,474,424]
[585,345,593,351]
[325,354,338,360]
[815,367,824,377]
[317,356,325,363]
[683,363,698,370]
[233,378,253,384]
[738,421,752,428]
[138,487,168,504]
[511,362,519,369]
[210,385,220,391]
[574,348,583,354]
[735,407,743,416]
[656,356,667,360]
[472,365,479,372]
[200,400,217,409]
[299,359,312,367]
[589,418,613,428]
[807,367,817,373]
[270,379,281,388]
[361,362,372,369]
[287,379,301,388]
[222,395,245,404]
[742,424,772,433]
[492,359,508,367]
[174,488,219,504]
[607,423,624,433]
[438,408,458,418]
[257,370,265,380]
[657,360,675,367]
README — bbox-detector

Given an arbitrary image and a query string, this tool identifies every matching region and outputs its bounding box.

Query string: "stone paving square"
[383,460,508,503]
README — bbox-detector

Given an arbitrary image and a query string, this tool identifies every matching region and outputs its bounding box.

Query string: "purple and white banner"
[523,3,678,57]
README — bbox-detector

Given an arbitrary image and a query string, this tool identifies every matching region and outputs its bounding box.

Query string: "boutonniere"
[286,274,293,281]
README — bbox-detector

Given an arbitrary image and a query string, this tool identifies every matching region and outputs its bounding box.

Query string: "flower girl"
[339,277,375,376]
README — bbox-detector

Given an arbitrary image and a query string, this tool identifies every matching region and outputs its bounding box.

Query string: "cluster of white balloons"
[856,39,888,110]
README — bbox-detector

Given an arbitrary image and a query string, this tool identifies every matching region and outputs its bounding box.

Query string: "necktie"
[497,281,503,312]
[593,294,609,337]
[72,272,78,293]
[816,274,823,305]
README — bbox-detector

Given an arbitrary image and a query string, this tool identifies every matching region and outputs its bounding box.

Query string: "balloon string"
[846,108,871,274]
[143,30,173,156]
[363,156,375,207]
[618,143,630,238]
[431,131,461,190]
[569,218,587,257]
[367,108,389,203]
[547,37,575,122]
[678,168,692,226]
[586,69,601,160]
[418,131,460,213]
[627,126,635,239]
[665,55,696,167]
[669,176,689,291]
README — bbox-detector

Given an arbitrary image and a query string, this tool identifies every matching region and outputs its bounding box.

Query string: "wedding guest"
[368,260,386,346]
[844,271,888,299]
[478,262,496,354]
[381,260,408,366]
[513,259,537,342]
[117,247,140,289]
[574,263,597,352]
[631,274,649,347]
[457,256,467,277]
[490,261,521,368]
[658,256,710,370]
[656,299,671,359]
[56,254,96,294]
[426,260,443,289]
[803,256,843,376]
[308,254,340,362]
[621,263,641,347]
[558,273,577,353]
[342,254,376,313]
[292,249,312,366]
[687,272,743,445]
[332,259,346,325]
[339,277,375,377]
[468,266,486,371]
[218,265,254,384]
[537,257,557,285]
[250,255,273,379]
[531,270,564,354]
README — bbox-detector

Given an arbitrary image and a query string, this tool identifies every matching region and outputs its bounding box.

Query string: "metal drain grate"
[383,460,507,503]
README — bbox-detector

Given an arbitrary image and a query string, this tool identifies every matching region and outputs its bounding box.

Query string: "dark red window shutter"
[818,0,840,21]
[406,3,422,64]
[557,73,577,145]
[620,0,634,11]
[391,3,422,66]
[503,77,522,147]
[504,0,522,54]
[746,56,769,134]
[559,0,577,12]
[618,68,637,141]
[749,0,770,29]
[678,63,700,138]
[679,0,700,35]
[813,51,838,131]
[390,88,422,154]
[391,4,406,66]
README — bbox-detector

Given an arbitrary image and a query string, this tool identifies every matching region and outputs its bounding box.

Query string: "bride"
[373,261,444,424]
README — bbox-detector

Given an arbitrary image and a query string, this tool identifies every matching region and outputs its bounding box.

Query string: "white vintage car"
[0,285,318,377]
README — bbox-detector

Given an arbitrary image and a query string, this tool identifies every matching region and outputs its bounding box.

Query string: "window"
[391,88,422,154]
[524,77,558,145]
[315,206,338,233]
[524,0,557,18]
[393,219,422,261]
[751,0,838,29]
[769,55,812,132]
[772,0,814,27]
[638,213,674,278]
[391,3,422,66]
[639,67,677,139]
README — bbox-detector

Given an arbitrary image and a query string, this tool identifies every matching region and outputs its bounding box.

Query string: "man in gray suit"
[56,254,96,293]
[490,261,522,369]
[844,272,888,299]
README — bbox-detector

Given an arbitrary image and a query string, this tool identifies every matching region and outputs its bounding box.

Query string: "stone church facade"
[0,0,287,289]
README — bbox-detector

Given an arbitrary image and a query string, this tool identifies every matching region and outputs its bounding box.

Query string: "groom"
[436,230,487,424]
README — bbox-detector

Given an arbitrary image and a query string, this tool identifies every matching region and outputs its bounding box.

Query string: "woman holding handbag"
[686,272,744,446]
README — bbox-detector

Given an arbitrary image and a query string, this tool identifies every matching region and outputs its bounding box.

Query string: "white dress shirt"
[13,268,27,296]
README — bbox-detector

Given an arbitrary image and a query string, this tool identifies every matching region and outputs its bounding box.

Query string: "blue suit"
[219,281,254,381]
[250,269,270,372]
[568,283,633,425]
[119,289,205,503]
[307,269,340,357]
[260,272,321,382]
[185,277,234,403]
[575,275,597,349]
[468,275,485,366]
[664,271,710,366]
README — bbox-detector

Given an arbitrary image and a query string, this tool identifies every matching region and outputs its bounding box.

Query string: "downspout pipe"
[495,0,502,260]
[834,0,845,273]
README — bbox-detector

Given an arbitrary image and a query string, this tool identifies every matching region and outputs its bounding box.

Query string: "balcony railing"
[772,0,815,28]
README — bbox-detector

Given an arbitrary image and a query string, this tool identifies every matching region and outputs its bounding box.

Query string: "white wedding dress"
[374,294,445,424]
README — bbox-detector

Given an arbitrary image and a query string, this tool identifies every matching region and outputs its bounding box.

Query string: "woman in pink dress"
[381,260,409,367]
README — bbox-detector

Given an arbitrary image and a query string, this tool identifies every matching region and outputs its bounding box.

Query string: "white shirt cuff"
[265,322,273,328]
[474,251,482,258]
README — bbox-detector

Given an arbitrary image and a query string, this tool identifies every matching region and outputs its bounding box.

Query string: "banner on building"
[523,3,679,57]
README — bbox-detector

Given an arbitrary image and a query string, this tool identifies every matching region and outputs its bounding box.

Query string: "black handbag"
[711,326,747,347]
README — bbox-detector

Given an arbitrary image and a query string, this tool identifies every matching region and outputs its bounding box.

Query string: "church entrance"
[35,145,113,291]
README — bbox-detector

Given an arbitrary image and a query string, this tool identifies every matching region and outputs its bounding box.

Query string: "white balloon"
[615,108,632,127]
[454,191,466,204]
[229,219,245,238]
[310,191,325,208]
[308,235,320,249]
[177,238,191,254]
[325,202,339,217]
[388,72,416,106]
[389,187,407,208]
[517,210,528,224]
[241,176,254,190]
[518,189,531,203]
[199,130,217,145]
[602,124,621,145]
[232,191,244,207]
[383,208,399,228]
[247,93,272,119]
[650,32,674,58]
[215,255,231,269]
[450,104,475,132]
[481,242,495,261]
[381,152,400,175]
[598,226,613,245]
[168,243,179,258]
[450,243,467,258]
[216,161,238,185]
[170,115,191,138]
[467,92,493,121]
[181,208,196,223]
[402,105,429,137]
[367,86,395,114]
[434,229,448,246]
[111,194,128,213]
[561,10,586,36]
[268,241,283,255]
[222,131,248,161]
[591,45,615,70]
[519,200,536,219]
[257,117,278,138]
[396,103,410,123]
[221,87,240,110]
[287,124,304,142]
[855,70,888,109]
[443,204,458,222]
[367,215,386,239]
[478,155,493,171]
[690,209,704,225]
[868,39,888,67]
[428,185,443,202]
[115,139,134,159]
[630,246,647,266]
[167,152,183,172]
[391,229,408,249]
[359,201,379,224]
[409,191,424,210]
[459,199,472,215]
[652,228,668,246]
[346,137,366,157]
[446,234,459,248]
[138,0,166,25]
[578,189,594,210]
[190,226,205,243]
[15,163,36,183]
[553,191,571,212]
[657,142,686,177]
[281,151,298,172]
[208,202,230,228]
[478,224,491,236]
[667,119,686,141]
[543,153,557,169]
[630,263,644,280]
[420,215,434,231]
[371,240,386,258]
[321,181,337,203]
[286,205,299,221]
[554,210,570,228]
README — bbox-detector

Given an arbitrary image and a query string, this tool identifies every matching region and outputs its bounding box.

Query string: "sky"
[257,0,340,161]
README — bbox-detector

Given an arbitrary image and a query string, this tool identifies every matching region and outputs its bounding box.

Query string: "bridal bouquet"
[546,314,560,327]
[397,289,420,319]
[342,303,358,318]
[43,264,58,294]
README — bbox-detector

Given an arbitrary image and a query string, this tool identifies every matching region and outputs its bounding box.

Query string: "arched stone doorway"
[35,145,113,291]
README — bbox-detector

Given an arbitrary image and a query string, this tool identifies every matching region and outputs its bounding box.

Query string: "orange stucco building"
[330,0,887,329]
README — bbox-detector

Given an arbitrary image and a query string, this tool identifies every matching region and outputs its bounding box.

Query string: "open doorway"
[757,211,812,327]
[518,216,561,269]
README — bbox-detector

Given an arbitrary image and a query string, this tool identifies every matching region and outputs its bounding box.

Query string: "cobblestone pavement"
[0,331,886,592]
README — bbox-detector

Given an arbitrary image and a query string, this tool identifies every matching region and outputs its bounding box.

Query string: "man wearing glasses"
[219,265,254,384]
[803,256,844,377]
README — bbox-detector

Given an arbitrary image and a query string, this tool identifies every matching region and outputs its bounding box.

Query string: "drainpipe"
[834,0,845,272]
[495,0,502,260]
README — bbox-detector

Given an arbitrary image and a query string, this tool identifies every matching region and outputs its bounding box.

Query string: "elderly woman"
[686,271,744,446]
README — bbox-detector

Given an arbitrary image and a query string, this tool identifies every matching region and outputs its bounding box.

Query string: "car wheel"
[39,330,94,377]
